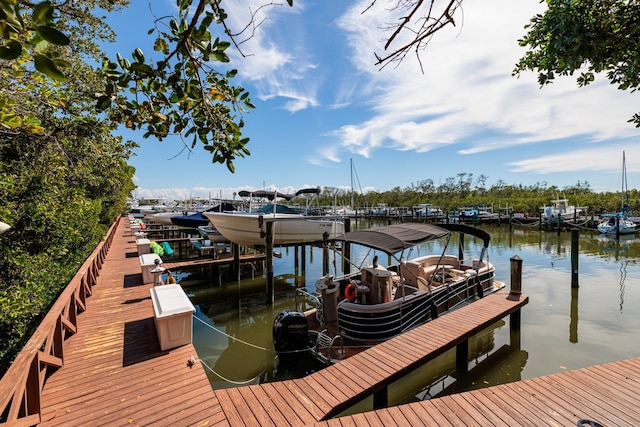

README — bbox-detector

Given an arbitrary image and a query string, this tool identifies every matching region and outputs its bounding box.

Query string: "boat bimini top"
[331,223,491,255]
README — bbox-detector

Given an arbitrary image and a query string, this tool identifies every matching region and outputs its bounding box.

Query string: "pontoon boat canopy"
[333,222,492,254]
[333,223,450,254]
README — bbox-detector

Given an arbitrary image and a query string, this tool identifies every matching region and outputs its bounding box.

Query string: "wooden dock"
[2,217,640,426]
[213,291,529,424]
[163,253,266,271]
[35,219,223,426]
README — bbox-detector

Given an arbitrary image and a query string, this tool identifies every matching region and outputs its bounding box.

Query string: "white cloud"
[327,0,639,166]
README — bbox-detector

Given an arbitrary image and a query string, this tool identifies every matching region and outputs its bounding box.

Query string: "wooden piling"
[266,222,274,305]
[509,255,523,350]
[571,228,579,289]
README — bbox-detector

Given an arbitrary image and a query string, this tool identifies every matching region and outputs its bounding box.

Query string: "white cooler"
[139,253,162,284]
[136,238,151,256]
[150,284,195,351]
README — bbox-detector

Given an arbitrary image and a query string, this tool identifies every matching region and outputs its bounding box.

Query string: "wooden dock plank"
[36,218,220,427]
[310,291,529,420]
[244,384,292,427]
[259,382,315,426]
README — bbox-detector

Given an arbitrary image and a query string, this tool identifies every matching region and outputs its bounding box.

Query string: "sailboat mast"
[350,158,354,210]
[622,151,630,217]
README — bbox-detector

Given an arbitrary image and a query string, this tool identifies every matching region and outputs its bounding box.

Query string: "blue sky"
[106,1,640,201]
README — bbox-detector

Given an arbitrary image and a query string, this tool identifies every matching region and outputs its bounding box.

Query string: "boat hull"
[337,271,499,342]
[204,212,345,246]
[597,219,636,235]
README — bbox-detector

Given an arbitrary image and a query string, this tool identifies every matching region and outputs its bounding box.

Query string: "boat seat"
[416,277,431,292]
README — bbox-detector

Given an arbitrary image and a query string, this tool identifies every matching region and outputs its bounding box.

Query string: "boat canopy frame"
[331,222,490,256]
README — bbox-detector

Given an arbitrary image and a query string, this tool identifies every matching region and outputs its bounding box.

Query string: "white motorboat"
[203,188,345,246]
[272,223,505,365]
[597,216,636,235]
[541,197,585,223]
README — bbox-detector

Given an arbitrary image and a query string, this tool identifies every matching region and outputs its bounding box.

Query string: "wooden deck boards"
[37,220,222,427]
[27,218,640,427]
[211,291,528,426]
[306,355,640,427]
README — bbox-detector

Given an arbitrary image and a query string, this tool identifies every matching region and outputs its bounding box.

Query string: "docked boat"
[170,203,235,229]
[272,223,505,365]
[541,197,585,224]
[413,203,444,220]
[203,188,345,247]
[597,216,636,235]
[598,151,636,235]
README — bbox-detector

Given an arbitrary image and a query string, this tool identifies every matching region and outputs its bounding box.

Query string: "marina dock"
[1,217,639,426]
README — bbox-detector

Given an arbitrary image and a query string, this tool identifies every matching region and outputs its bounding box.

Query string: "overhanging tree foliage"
[0,0,136,372]
[1,0,261,170]
[513,0,640,127]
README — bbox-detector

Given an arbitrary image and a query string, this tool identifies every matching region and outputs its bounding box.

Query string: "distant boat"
[413,204,444,219]
[203,188,345,247]
[598,151,636,235]
[170,203,235,229]
[541,197,585,223]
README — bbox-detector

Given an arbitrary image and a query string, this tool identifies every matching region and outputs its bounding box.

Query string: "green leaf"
[52,58,71,68]
[132,48,145,63]
[34,54,65,81]
[0,40,21,60]
[129,62,153,75]
[32,1,54,26]
[36,26,70,46]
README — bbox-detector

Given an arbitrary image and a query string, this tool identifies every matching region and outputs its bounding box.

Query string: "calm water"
[179,221,640,411]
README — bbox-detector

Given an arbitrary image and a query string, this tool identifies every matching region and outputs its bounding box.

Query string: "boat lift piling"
[571,229,579,289]
[509,255,523,351]
[266,222,275,306]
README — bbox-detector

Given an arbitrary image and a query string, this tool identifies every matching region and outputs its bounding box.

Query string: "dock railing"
[0,216,121,426]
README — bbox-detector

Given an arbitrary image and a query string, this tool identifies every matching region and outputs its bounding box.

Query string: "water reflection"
[619,260,627,312]
[176,222,640,411]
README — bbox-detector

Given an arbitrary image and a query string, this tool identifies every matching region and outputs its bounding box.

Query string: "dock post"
[266,222,274,306]
[456,340,469,374]
[571,228,579,288]
[373,387,388,410]
[343,218,351,276]
[294,245,300,287]
[322,232,329,275]
[509,255,523,350]
[232,243,240,281]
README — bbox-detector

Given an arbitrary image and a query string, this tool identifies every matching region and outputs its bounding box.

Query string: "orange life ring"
[345,283,357,301]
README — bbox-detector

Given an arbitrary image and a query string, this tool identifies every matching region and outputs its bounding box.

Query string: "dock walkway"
[3,217,639,426]
[36,219,223,426]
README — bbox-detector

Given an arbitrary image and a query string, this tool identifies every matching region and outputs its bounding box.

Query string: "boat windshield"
[255,204,301,215]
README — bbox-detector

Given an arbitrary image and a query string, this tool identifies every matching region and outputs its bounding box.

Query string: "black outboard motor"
[273,310,309,357]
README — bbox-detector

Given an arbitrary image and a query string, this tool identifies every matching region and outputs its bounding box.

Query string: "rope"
[192,315,272,352]
[192,355,261,385]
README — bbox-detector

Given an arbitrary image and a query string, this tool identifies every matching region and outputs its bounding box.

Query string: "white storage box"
[136,238,151,256]
[150,284,195,351]
[130,224,141,235]
[139,253,162,284]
